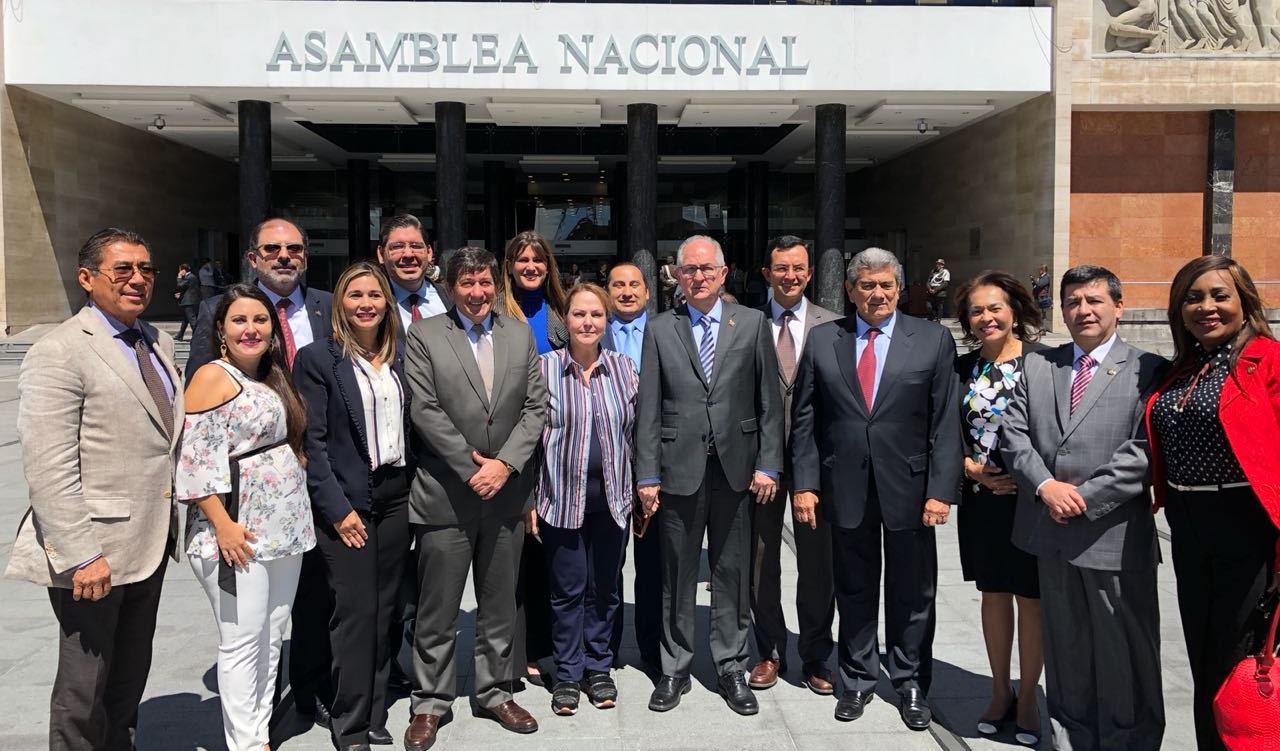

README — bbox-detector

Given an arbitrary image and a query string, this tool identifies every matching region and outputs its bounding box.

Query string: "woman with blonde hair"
[294,262,412,750]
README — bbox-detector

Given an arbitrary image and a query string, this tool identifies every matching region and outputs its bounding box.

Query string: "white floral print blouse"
[175,360,315,562]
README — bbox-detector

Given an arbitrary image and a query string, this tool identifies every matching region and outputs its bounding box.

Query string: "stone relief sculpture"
[1099,0,1280,51]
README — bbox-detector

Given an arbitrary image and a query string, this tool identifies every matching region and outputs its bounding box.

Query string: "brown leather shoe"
[749,658,781,689]
[476,700,539,734]
[403,714,441,751]
[805,668,836,696]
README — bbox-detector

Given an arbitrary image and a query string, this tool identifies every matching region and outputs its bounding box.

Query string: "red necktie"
[408,293,423,322]
[276,297,298,368]
[857,328,880,408]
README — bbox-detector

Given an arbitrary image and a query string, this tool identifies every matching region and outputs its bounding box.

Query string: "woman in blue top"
[500,230,568,354]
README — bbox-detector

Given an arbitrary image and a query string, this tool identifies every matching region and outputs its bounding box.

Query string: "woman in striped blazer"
[532,282,639,717]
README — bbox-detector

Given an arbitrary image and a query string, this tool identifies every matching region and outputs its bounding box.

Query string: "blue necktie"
[618,323,641,370]
[698,317,715,381]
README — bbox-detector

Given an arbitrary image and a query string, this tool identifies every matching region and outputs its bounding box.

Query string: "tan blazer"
[4,306,183,588]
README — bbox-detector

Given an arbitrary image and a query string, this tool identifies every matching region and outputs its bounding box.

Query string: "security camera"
[153,115,166,130]
[916,118,928,134]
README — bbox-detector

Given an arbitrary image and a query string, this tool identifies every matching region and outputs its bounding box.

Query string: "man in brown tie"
[748,236,843,696]
[5,228,184,750]
[789,248,961,731]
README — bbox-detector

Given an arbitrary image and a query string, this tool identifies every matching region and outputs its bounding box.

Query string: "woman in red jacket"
[1145,255,1280,751]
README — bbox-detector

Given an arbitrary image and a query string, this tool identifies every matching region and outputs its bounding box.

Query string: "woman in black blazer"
[294,262,411,751]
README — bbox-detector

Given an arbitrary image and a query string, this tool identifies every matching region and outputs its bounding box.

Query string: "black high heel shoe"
[976,699,1016,736]
[1014,724,1042,747]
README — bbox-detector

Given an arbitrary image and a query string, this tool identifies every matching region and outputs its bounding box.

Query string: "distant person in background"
[199,258,221,300]
[213,260,230,290]
[176,263,200,341]
[926,259,951,321]
[727,261,747,300]
[566,263,582,288]
[952,271,1046,746]
[1031,265,1052,333]
[659,255,680,308]
[1146,255,1280,751]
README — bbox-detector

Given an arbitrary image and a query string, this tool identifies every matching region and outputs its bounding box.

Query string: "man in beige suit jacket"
[5,228,183,751]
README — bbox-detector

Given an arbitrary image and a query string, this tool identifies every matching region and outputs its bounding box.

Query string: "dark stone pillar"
[238,100,272,281]
[346,159,370,260]
[484,160,506,258]
[627,103,659,313]
[813,104,847,312]
[1207,109,1235,256]
[747,161,769,276]
[611,163,628,262]
[435,101,467,264]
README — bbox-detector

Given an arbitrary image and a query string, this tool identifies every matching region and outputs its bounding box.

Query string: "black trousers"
[830,485,937,695]
[515,533,554,670]
[315,467,411,745]
[750,477,836,669]
[659,454,752,677]
[1165,486,1277,751]
[610,516,662,666]
[288,550,334,715]
[177,304,198,340]
[48,557,167,751]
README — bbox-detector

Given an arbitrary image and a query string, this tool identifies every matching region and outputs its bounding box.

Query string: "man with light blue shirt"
[790,248,961,731]
[605,262,649,370]
[377,214,448,336]
[635,235,784,717]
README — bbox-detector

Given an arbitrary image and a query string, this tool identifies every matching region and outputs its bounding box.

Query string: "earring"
[218,334,227,359]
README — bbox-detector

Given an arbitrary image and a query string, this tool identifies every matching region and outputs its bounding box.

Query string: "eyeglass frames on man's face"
[678,265,722,279]
[95,263,158,282]
[384,242,429,253]
[256,243,306,257]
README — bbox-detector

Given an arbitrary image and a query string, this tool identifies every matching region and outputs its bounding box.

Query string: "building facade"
[0,0,1274,332]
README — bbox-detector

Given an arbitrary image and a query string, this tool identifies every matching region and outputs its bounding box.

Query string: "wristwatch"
[501,460,518,476]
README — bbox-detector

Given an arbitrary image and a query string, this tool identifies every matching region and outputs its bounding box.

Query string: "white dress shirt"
[1072,332,1118,383]
[463,313,494,359]
[257,283,314,351]
[392,279,447,331]
[351,357,406,469]
[769,296,810,353]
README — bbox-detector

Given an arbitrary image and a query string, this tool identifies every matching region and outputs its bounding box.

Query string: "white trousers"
[192,553,302,751]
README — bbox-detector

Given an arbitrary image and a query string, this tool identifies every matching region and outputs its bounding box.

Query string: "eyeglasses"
[678,264,722,278]
[256,243,306,257]
[93,263,158,282]
[385,241,429,253]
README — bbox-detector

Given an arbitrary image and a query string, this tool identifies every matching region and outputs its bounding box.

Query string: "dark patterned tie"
[698,317,715,382]
[776,310,797,384]
[1070,353,1096,414]
[119,330,173,437]
[275,297,298,367]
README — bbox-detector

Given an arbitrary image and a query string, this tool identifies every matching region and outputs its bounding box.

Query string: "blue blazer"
[293,337,411,526]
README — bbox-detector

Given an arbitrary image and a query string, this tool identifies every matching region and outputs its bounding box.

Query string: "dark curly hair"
[953,270,1043,346]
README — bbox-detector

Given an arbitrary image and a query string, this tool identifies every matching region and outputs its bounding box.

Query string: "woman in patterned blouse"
[532,283,639,717]
[951,271,1045,746]
[1145,256,1280,751]
[176,283,312,751]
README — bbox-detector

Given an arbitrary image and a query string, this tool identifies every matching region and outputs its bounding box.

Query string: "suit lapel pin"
[1248,365,1257,374]
[1106,368,1117,376]
[727,319,735,327]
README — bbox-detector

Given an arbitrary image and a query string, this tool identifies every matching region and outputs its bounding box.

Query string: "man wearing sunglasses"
[7,228,184,750]
[184,217,333,378]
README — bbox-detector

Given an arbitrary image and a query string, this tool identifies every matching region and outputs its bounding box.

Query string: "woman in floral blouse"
[952,271,1045,747]
[176,283,312,751]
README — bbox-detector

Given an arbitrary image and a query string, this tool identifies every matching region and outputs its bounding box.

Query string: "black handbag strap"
[218,438,290,596]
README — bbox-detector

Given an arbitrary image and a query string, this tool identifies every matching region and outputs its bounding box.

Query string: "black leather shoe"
[313,698,333,730]
[367,727,393,745]
[834,690,874,722]
[716,671,759,716]
[899,688,932,730]
[647,674,691,712]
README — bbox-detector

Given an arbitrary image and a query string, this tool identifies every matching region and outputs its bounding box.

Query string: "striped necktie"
[1070,353,1096,414]
[698,316,715,382]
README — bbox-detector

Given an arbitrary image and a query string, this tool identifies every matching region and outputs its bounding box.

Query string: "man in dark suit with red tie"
[790,248,961,731]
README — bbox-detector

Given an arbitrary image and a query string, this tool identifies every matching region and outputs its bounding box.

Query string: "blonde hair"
[565,282,614,317]
[331,261,398,365]
[499,231,568,318]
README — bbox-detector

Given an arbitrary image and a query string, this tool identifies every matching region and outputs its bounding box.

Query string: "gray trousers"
[659,455,752,678]
[1039,557,1164,751]
[410,516,524,717]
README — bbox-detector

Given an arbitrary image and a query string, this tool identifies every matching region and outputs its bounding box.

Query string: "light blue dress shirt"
[687,298,723,364]
[391,279,447,331]
[89,305,175,401]
[854,311,897,405]
[609,310,648,371]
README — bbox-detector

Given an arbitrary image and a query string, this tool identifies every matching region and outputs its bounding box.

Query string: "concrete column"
[747,161,769,276]
[435,101,467,264]
[484,160,506,258]
[627,103,659,313]
[1207,109,1235,256]
[346,159,370,260]
[611,163,628,262]
[813,104,847,312]
[238,100,272,280]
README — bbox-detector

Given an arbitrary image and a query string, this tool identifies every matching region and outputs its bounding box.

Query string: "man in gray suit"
[6,228,183,750]
[636,235,784,716]
[790,248,961,730]
[401,247,547,750]
[748,236,843,695]
[1001,265,1167,751]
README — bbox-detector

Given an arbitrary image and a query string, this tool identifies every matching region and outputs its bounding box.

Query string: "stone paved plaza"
[0,360,1193,751]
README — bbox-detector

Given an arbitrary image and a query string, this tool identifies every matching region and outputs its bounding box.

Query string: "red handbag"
[1215,589,1280,750]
